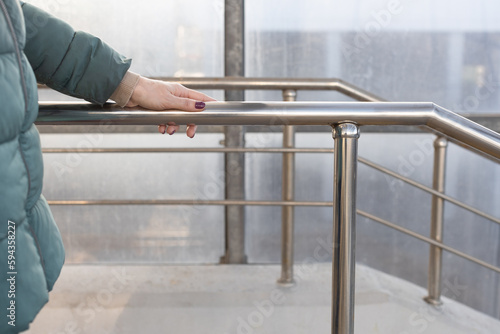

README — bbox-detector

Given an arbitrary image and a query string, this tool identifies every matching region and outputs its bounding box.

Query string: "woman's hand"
[126,77,216,138]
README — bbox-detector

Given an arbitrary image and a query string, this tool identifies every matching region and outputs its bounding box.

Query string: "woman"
[0,1,214,332]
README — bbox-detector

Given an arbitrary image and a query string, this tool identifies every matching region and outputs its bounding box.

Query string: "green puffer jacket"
[0,1,131,332]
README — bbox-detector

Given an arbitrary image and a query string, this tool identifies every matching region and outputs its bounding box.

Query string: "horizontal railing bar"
[45,196,500,274]
[359,157,500,226]
[38,77,386,102]
[358,210,500,274]
[36,102,500,161]
[46,199,333,206]
[41,147,335,154]
[42,146,500,225]
[35,121,500,135]
[153,77,386,102]
[34,124,427,134]
[37,101,434,126]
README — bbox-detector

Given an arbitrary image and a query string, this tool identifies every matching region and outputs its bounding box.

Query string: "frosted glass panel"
[246,0,500,114]
[25,0,224,77]
[31,0,225,263]
[245,0,500,318]
[41,133,226,264]
[27,0,224,101]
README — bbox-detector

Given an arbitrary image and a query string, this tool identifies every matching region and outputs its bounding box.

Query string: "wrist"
[126,76,150,107]
[110,71,141,107]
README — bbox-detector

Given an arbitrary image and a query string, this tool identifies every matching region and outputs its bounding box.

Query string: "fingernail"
[169,130,176,135]
[195,102,206,109]
[161,129,166,134]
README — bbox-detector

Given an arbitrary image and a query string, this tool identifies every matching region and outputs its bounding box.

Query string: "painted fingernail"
[169,130,176,135]
[195,102,206,109]
[161,129,166,134]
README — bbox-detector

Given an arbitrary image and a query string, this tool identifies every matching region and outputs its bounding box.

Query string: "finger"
[167,96,208,112]
[186,124,197,138]
[173,84,217,102]
[158,124,166,134]
[183,87,217,102]
[167,124,179,135]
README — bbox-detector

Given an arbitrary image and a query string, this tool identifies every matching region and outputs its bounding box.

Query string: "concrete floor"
[25,263,500,334]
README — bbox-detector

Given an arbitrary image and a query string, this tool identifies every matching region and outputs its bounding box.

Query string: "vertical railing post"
[278,89,297,286]
[424,136,448,305]
[221,0,247,264]
[331,122,359,334]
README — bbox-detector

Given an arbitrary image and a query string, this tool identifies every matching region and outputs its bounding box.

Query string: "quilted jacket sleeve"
[20,2,131,104]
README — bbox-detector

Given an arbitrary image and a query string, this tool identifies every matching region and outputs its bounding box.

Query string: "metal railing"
[150,77,386,102]
[38,77,385,283]
[37,97,500,334]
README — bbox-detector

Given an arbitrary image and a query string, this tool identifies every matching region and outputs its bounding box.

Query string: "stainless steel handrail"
[152,77,387,102]
[37,101,500,160]
[37,103,500,259]
[41,148,335,153]
[36,101,500,334]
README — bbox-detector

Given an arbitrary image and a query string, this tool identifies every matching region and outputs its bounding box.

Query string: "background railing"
[37,80,500,333]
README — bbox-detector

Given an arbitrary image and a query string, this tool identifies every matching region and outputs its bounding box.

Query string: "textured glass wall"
[28,0,224,100]
[245,0,500,319]
[41,134,225,264]
[29,0,226,263]
[26,0,223,77]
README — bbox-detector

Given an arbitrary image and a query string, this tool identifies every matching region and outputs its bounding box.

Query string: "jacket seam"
[48,31,77,84]
[18,144,32,208]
